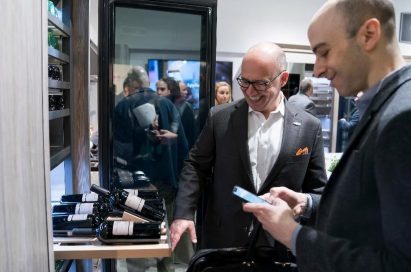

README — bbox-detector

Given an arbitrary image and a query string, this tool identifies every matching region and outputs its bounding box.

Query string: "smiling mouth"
[249,95,261,101]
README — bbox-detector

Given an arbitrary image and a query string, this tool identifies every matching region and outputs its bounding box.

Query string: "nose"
[243,85,258,96]
[313,59,326,78]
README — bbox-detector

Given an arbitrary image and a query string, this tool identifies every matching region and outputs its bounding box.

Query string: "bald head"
[243,42,287,71]
[310,0,396,41]
[128,66,150,88]
[308,0,404,97]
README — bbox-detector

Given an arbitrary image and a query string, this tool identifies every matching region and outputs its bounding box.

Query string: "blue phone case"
[232,186,268,204]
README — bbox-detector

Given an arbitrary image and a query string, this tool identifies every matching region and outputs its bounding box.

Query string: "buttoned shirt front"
[248,95,285,192]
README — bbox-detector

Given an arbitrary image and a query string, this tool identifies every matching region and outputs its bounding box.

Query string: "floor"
[116,258,188,272]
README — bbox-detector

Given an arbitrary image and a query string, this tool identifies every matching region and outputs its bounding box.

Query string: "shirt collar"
[356,82,380,119]
[356,67,402,118]
[248,92,285,118]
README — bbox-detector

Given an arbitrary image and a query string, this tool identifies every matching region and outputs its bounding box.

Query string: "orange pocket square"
[296,147,309,156]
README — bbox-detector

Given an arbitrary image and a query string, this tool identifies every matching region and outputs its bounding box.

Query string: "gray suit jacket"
[174,99,327,248]
[297,65,411,271]
[288,93,317,116]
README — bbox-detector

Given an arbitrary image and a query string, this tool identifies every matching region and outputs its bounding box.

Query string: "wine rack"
[48,0,72,172]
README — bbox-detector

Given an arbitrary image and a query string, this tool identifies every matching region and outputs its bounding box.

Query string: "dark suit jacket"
[288,93,317,116]
[174,99,327,248]
[296,65,411,271]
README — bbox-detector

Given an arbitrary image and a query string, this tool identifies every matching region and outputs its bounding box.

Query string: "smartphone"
[232,186,269,204]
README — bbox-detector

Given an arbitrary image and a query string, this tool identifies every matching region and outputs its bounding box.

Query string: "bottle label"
[75,203,94,214]
[112,221,134,235]
[82,193,98,202]
[125,195,145,212]
[124,189,138,195]
[68,214,88,221]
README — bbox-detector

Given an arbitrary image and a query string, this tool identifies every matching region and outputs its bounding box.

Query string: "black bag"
[187,224,298,272]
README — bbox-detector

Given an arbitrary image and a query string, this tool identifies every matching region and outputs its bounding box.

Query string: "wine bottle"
[52,214,103,230]
[90,184,165,222]
[52,202,112,217]
[60,192,103,203]
[96,221,161,244]
[123,189,159,199]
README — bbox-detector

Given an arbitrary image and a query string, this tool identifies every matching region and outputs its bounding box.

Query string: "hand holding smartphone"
[232,186,269,204]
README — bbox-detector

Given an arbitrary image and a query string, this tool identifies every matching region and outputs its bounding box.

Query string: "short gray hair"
[299,78,313,95]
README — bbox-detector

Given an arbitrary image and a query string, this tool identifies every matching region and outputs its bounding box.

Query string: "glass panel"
[109,5,215,271]
[112,6,208,190]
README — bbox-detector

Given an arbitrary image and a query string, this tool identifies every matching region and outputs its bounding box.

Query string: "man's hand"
[243,197,298,248]
[169,219,197,251]
[266,187,308,217]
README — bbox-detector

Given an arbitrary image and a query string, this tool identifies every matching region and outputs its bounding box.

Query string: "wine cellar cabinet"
[48,0,90,190]
[48,0,72,177]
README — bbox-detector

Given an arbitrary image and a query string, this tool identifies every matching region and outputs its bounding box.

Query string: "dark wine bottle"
[52,202,112,217]
[123,189,159,199]
[90,184,165,222]
[60,192,103,203]
[52,214,103,230]
[96,221,161,244]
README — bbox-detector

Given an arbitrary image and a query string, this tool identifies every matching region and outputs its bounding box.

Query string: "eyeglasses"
[236,70,285,91]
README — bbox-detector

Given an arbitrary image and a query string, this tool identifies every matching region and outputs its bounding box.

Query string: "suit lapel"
[259,103,301,194]
[232,100,254,184]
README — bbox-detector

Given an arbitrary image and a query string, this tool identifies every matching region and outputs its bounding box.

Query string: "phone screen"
[232,186,268,204]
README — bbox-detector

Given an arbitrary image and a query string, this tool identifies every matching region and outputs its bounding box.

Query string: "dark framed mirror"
[98,0,216,270]
[98,0,217,191]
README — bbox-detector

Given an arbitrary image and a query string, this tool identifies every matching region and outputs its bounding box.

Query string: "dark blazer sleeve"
[173,109,216,221]
[296,110,411,272]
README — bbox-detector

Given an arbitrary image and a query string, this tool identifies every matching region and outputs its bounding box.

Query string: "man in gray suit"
[288,78,317,116]
[244,0,411,271]
[170,42,327,253]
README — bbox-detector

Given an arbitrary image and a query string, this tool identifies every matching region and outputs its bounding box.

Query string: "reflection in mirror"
[112,6,208,191]
[106,3,216,269]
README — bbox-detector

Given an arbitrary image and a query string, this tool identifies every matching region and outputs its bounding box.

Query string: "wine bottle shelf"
[48,46,70,63]
[48,12,72,37]
[50,146,71,170]
[49,109,70,120]
[53,235,170,260]
[49,79,71,90]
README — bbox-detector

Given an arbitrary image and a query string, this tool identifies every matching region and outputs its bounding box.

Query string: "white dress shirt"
[248,95,285,192]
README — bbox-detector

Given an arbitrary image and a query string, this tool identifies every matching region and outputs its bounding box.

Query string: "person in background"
[157,77,197,149]
[170,42,327,263]
[214,81,232,105]
[156,78,171,97]
[178,81,189,100]
[338,91,363,138]
[287,78,317,116]
[243,1,411,271]
[114,67,189,272]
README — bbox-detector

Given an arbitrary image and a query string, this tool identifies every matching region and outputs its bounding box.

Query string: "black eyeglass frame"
[236,70,285,91]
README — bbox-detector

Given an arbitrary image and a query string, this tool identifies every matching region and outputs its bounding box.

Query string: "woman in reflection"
[214,81,232,105]
[157,77,197,149]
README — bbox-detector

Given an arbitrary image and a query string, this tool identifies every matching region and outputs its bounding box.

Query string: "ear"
[357,18,381,52]
[280,71,289,87]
